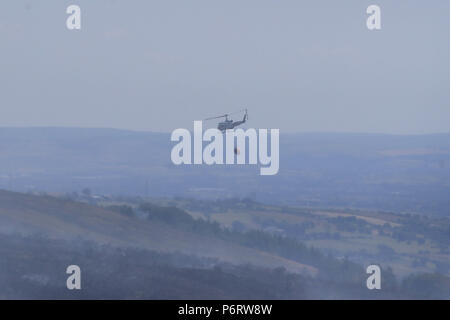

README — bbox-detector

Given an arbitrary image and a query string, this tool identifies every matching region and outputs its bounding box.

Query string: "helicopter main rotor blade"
[203,109,247,121]
[204,114,228,121]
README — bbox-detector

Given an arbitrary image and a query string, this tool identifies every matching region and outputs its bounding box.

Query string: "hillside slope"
[0,190,316,276]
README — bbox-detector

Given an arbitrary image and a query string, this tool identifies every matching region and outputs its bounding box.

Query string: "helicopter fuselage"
[218,113,247,132]
[218,120,236,132]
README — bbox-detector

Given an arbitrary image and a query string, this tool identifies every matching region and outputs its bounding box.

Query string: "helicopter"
[204,109,248,133]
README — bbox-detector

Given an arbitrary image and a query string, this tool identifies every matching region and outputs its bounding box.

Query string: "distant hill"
[1,127,450,215]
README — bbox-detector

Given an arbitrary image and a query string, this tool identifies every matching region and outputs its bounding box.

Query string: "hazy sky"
[1,1,449,134]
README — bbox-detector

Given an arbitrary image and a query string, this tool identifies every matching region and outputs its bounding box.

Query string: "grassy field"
[181,201,449,278]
